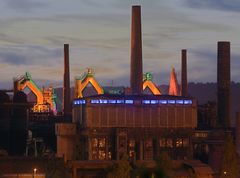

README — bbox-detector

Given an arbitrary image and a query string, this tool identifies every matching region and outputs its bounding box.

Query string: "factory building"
[54,5,239,178]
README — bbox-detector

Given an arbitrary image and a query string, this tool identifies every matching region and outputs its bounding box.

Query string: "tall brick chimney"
[181,49,188,96]
[63,44,71,117]
[236,112,240,155]
[130,5,143,95]
[217,41,230,127]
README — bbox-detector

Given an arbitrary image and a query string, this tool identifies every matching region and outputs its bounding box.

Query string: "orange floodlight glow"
[16,72,56,113]
[75,69,104,98]
[168,67,179,96]
[143,80,161,95]
[19,80,44,105]
[142,72,161,95]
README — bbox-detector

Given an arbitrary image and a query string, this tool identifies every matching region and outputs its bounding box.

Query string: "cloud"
[3,0,46,12]
[184,0,240,12]
[0,45,62,66]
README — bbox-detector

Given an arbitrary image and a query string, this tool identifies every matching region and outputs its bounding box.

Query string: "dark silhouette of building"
[197,101,217,129]
[0,91,10,151]
[217,41,230,127]
[9,91,28,155]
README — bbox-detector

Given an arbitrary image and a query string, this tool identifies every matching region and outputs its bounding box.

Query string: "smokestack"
[236,112,240,155]
[181,49,188,96]
[130,5,143,95]
[63,44,71,117]
[217,41,230,127]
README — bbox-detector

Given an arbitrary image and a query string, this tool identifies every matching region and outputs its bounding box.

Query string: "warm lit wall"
[73,98,197,128]
[55,123,76,161]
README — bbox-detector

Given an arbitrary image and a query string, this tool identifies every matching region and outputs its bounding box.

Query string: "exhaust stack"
[63,44,71,117]
[130,5,143,95]
[181,49,188,96]
[217,41,230,127]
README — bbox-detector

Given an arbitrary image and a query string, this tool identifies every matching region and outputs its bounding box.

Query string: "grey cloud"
[0,52,28,65]
[187,47,240,82]
[3,0,46,12]
[184,0,240,12]
[0,45,62,66]
[0,33,23,44]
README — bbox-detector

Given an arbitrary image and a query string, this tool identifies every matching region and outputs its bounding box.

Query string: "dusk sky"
[0,0,240,89]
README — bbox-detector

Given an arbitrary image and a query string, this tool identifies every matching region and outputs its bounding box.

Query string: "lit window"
[151,100,158,104]
[99,138,106,148]
[159,100,167,104]
[129,140,135,147]
[91,100,99,104]
[168,100,175,104]
[176,100,184,104]
[109,100,116,104]
[128,140,135,158]
[108,152,112,159]
[176,138,183,147]
[91,137,107,160]
[74,100,86,105]
[98,150,106,160]
[142,100,150,104]
[159,139,165,147]
[184,100,192,104]
[99,99,108,104]
[125,100,133,104]
[117,100,124,104]
[92,138,98,147]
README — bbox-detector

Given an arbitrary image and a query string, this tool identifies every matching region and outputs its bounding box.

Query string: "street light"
[223,171,227,176]
[33,168,37,178]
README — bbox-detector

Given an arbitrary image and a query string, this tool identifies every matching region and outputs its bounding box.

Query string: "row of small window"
[91,99,133,104]
[73,99,192,105]
[159,138,189,148]
[142,100,192,105]
[73,100,86,105]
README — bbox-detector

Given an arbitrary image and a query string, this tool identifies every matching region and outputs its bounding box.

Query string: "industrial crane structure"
[75,68,104,98]
[14,72,57,114]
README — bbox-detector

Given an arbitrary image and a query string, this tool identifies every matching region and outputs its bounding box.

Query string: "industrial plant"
[0,5,239,178]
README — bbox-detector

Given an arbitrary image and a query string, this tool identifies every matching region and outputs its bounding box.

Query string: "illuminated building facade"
[57,95,197,161]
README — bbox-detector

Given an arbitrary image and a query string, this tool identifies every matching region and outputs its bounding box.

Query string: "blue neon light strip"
[91,100,99,104]
[184,100,192,104]
[159,100,167,104]
[151,100,158,104]
[117,100,124,104]
[109,100,117,104]
[142,100,150,104]
[73,99,193,106]
[168,100,175,104]
[176,100,184,104]
[99,99,108,104]
[74,100,86,105]
[125,100,134,104]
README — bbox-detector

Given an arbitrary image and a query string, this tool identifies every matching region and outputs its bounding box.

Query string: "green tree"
[219,134,239,178]
[133,166,151,178]
[107,154,132,178]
